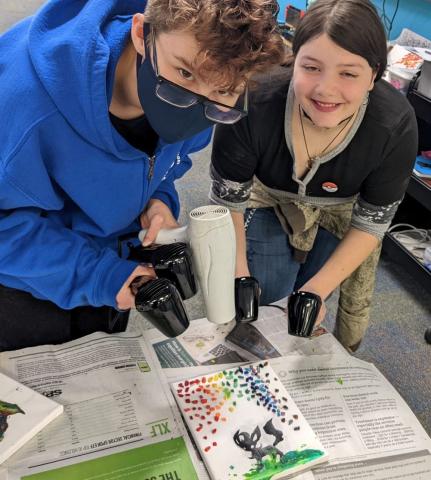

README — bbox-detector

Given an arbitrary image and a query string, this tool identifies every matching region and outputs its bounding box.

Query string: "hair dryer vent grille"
[190,205,229,220]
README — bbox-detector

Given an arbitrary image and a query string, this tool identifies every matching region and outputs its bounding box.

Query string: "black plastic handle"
[235,276,260,323]
[287,290,322,337]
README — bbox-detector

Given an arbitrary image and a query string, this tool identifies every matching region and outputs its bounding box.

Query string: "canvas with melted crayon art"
[171,361,328,480]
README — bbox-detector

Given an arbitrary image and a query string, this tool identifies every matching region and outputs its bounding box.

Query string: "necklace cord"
[299,105,354,169]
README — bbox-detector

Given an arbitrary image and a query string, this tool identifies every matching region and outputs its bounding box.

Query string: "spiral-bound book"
[0,372,63,464]
[171,362,328,480]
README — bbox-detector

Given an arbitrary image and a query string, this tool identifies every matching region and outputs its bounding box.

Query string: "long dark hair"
[292,0,387,81]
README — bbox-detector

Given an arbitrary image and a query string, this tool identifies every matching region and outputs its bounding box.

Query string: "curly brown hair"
[144,0,286,89]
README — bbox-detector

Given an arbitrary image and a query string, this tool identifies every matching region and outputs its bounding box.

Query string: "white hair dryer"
[139,205,236,325]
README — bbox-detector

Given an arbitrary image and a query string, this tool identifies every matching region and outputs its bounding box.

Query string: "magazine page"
[0,332,207,480]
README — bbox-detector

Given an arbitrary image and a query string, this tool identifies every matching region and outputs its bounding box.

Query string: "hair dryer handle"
[138,226,188,245]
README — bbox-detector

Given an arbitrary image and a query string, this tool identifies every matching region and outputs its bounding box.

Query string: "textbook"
[171,361,328,480]
[0,372,63,464]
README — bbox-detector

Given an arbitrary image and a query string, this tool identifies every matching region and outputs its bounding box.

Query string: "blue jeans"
[245,208,340,305]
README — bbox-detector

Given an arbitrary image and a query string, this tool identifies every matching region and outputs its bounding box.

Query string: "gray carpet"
[2,0,430,437]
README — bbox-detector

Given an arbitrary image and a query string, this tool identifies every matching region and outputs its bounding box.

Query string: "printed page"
[269,354,431,464]
[313,449,431,479]
[251,306,347,357]
[144,318,245,367]
[13,437,201,480]
[0,332,207,480]
[144,307,346,369]
[161,355,431,480]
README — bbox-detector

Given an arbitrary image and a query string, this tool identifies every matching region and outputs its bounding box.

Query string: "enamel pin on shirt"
[322,181,338,193]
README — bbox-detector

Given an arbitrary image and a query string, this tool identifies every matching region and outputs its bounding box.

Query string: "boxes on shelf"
[415,48,431,100]
[385,45,423,95]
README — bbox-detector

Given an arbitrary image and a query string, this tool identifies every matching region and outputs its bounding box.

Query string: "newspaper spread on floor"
[161,355,431,480]
[0,331,208,480]
[146,308,431,480]
[0,304,430,480]
[144,305,347,368]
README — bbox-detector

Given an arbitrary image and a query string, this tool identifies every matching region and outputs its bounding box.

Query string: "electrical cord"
[387,0,400,39]
[387,223,431,262]
[381,0,401,39]
[261,304,286,312]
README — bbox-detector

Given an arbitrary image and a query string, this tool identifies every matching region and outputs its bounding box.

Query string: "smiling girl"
[210,0,418,351]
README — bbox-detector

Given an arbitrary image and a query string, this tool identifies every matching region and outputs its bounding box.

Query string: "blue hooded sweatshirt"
[0,0,212,309]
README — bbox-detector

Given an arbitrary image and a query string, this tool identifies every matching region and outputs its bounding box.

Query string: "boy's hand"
[116,265,156,310]
[140,199,179,246]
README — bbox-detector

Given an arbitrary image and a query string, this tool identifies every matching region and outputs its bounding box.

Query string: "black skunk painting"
[234,419,284,468]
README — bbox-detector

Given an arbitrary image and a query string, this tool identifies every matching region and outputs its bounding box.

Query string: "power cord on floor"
[261,304,286,312]
[387,223,431,262]
[388,224,431,345]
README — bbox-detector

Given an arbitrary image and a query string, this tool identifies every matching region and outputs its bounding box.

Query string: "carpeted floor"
[2,0,430,436]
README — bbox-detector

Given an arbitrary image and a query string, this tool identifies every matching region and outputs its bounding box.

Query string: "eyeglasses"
[144,24,248,125]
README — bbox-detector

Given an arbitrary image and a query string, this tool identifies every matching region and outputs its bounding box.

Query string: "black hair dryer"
[287,290,322,337]
[235,276,260,323]
[127,243,197,337]
[130,276,190,338]
[128,242,197,300]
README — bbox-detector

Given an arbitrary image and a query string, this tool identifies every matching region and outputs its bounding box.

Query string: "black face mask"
[136,53,215,144]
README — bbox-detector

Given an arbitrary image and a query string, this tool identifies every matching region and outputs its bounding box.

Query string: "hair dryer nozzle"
[132,276,190,338]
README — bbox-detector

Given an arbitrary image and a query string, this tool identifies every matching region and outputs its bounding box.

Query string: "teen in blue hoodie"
[0,0,285,350]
